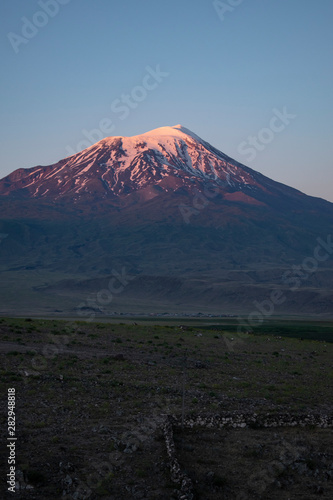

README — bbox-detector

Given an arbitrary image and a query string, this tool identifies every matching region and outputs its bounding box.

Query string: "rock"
[20,369,40,377]
[294,462,308,475]
[124,443,137,453]
[64,474,73,486]
[183,444,194,452]
[132,487,146,499]
[114,353,125,361]
[16,470,25,483]
[195,361,207,369]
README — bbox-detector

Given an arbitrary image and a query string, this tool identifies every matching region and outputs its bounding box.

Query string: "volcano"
[0,125,332,317]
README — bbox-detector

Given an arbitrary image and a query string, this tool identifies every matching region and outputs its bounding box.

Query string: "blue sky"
[1,0,332,201]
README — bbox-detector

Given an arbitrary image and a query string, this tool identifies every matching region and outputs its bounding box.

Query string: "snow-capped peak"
[0,125,262,200]
[101,124,202,146]
[135,124,202,142]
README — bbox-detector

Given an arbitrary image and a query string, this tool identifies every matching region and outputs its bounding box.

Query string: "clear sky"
[1,0,332,201]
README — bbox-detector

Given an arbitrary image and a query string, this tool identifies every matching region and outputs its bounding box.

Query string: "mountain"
[0,125,332,318]
[0,124,324,208]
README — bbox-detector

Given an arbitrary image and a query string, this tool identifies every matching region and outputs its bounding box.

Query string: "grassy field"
[0,317,332,498]
[201,318,333,343]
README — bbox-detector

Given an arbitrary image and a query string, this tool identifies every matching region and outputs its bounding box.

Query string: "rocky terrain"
[0,317,332,499]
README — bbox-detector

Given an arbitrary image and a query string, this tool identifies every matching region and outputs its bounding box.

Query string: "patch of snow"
[74,161,95,176]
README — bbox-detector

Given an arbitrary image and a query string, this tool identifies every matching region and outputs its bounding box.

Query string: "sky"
[1,0,332,201]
